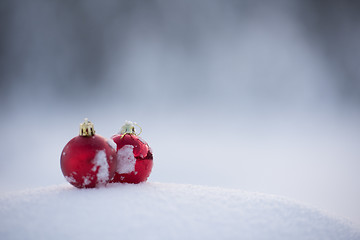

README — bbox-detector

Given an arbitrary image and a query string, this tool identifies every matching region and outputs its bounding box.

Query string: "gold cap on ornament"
[120,121,142,135]
[79,118,95,137]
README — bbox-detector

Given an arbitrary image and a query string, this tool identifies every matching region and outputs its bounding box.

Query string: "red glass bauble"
[60,134,117,188]
[111,134,153,184]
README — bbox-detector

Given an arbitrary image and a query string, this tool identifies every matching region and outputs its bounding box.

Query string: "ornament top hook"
[120,121,142,136]
[79,118,95,137]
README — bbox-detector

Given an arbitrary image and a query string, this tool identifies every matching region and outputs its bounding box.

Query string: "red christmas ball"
[60,119,117,188]
[111,122,153,184]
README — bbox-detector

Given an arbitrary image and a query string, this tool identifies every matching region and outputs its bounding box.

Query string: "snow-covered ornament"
[60,118,117,188]
[111,121,153,184]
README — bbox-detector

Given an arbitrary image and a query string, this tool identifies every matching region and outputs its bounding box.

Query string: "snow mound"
[0,183,359,240]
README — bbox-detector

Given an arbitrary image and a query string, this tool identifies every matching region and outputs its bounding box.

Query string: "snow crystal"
[64,175,76,183]
[107,139,117,151]
[116,145,136,174]
[119,121,135,135]
[124,120,134,125]
[82,175,91,186]
[91,150,109,185]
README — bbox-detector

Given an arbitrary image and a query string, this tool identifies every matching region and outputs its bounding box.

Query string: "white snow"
[0,183,359,240]
[107,139,117,151]
[116,145,136,174]
[82,175,92,186]
[92,150,110,185]
[64,175,76,184]
[119,120,135,134]
[124,120,134,125]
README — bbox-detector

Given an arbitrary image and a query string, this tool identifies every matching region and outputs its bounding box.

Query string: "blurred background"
[0,0,359,226]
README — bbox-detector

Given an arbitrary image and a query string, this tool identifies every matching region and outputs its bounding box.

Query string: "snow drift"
[0,182,359,240]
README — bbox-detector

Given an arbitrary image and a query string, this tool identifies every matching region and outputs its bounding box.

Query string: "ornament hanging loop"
[134,122,142,136]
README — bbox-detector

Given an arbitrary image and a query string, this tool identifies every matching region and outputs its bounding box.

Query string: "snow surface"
[0,183,359,240]
[116,145,136,174]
